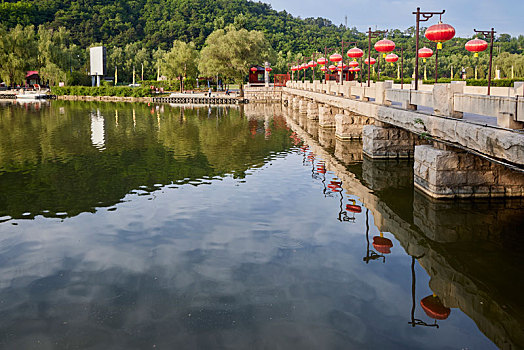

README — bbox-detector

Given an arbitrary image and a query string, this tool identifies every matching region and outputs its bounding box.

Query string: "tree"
[163,40,198,91]
[198,26,269,95]
[0,24,37,86]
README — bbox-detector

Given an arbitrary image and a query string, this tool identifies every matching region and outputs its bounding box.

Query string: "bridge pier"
[414,144,524,198]
[335,139,363,164]
[306,101,319,120]
[319,105,337,128]
[335,112,373,140]
[362,124,420,159]
[298,99,308,114]
[318,127,335,149]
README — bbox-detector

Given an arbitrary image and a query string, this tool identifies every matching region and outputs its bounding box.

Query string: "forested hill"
[0,0,354,52]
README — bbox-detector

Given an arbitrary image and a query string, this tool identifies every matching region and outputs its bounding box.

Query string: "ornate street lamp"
[465,38,488,80]
[472,28,496,95]
[374,38,395,80]
[418,47,434,81]
[367,28,388,87]
[425,20,456,83]
[413,7,445,90]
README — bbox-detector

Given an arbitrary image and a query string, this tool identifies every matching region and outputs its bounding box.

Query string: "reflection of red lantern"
[328,65,337,72]
[425,22,455,50]
[348,61,359,68]
[347,47,364,59]
[420,295,451,320]
[372,234,393,254]
[364,57,376,65]
[465,38,488,58]
[375,39,395,58]
[385,53,398,66]
[329,53,343,63]
[346,199,362,213]
[418,47,433,63]
[317,57,327,65]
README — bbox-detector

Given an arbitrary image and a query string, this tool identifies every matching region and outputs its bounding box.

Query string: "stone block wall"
[335,112,374,140]
[362,124,422,159]
[414,144,524,198]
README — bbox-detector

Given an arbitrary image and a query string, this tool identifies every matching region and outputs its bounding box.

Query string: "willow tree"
[163,40,198,91]
[0,24,37,86]
[199,26,270,96]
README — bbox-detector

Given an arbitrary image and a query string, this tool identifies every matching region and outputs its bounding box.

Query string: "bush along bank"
[51,86,158,97]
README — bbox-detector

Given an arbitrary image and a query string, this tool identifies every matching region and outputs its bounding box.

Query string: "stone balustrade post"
[432,82,464,118]
[375,81,392,105]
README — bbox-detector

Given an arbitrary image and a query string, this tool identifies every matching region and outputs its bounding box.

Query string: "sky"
[261,0,523,37]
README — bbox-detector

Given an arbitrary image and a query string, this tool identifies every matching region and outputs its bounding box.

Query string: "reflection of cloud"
[0,154,494,349]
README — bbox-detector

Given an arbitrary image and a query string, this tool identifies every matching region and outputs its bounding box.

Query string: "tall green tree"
[199,26,269,94]
[0,24,37,86]
[163,40,198,91]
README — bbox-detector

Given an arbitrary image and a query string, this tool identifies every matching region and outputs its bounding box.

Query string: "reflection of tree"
[0,102,294,220]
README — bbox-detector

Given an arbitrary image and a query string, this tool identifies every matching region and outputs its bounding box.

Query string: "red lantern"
[348,61,359,68]
[250,67,258,72]
[329,53,343,63]
[375,39,395,58]
[418,47,433,63]
[328,65,337,72]
[425,22,455,50]
[349,67,361,72]
[385,53,398,66]
[465,38,488,58]
[265,67,272,72]
[317,57,327,65]
[364,57,376,65]
[320,66,328,72]
[308,60,317,68]
[347,47,364,59]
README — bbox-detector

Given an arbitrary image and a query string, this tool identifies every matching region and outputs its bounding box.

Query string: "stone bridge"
[282,80,524,198]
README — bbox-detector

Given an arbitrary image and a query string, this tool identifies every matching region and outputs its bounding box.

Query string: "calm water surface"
[0,101,523,349]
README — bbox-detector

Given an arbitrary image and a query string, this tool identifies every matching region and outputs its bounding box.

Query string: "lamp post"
[367,28,387,87]
[473,28,496,95]
[320,47,336,84]
[413,7,445,90]
[341,41,358,85]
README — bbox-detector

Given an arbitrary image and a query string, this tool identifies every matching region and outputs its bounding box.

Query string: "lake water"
[0,101,523,349]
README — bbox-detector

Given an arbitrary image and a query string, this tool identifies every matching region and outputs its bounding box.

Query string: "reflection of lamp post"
[408,256,451,328]
[473,28,496,95]
[413,7,445,90]
[367,28,388,87]
[363,209,385,263]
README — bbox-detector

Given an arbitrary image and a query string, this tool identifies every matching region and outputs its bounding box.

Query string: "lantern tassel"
[474,52,479,58]
[437,42,442,50]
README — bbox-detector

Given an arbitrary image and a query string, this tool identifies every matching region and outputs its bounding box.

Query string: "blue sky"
[262,0,523,37]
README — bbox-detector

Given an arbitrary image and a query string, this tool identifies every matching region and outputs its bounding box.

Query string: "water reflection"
[0,102,523,349]
[285,111,524,349]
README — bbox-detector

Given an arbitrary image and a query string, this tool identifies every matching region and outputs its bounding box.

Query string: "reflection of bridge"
[283,106,524,350]
[283,81,524,199]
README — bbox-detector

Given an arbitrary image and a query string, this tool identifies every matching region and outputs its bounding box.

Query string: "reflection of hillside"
[0,102,294,220]
[284,109,524,350]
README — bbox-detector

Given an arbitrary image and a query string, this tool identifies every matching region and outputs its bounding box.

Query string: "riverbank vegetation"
[1,0,524,88]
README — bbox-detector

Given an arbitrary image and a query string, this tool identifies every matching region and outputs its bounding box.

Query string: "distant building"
[26,71,40,86]
[248,66,265,85]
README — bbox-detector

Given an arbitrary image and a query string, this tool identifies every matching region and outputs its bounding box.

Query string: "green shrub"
[51,86,156,97]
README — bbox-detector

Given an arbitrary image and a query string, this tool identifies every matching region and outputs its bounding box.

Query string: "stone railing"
[285,80,524,129]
